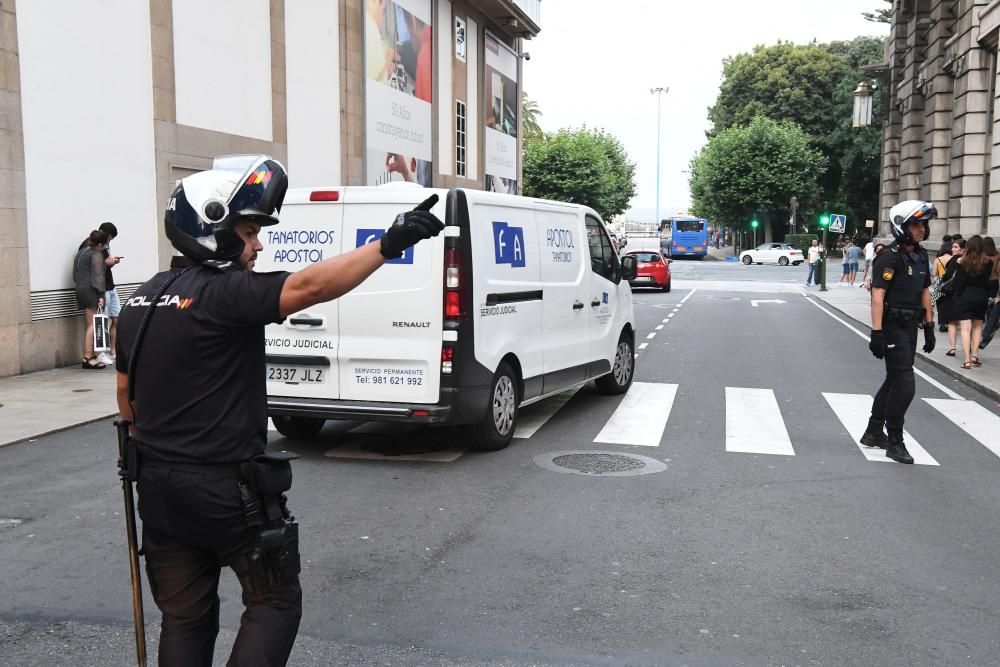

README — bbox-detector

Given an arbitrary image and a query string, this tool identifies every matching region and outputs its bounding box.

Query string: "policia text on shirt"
[861,200,937,465]
[114,155,444,666]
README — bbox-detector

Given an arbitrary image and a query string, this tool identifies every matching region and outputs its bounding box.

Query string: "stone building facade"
[879,0,1000,243]
[0,0,540,377]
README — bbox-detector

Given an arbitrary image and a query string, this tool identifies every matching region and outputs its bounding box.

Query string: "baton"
[115,420,147,667]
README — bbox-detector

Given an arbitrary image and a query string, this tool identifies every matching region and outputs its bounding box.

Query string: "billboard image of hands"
[364,0,433,186]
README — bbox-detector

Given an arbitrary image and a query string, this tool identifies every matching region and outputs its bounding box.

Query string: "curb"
[0,411,119,450]
[816,299,1000,403]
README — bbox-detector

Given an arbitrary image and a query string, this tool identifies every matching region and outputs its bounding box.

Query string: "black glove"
[869,330,885,359]
[379,195,444,259]
[921,322,936,353]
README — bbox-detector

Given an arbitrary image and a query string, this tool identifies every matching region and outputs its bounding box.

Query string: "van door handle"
[572,301,585,310]
[591,299,601,307]
[289,316,324,327]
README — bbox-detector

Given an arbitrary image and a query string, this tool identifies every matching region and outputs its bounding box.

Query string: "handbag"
[932,271,957,303]
[93,304,111,353]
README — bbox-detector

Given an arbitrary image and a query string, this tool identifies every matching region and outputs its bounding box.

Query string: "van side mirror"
[620,255,637,281]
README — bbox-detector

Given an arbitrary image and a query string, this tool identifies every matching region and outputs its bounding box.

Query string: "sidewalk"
[0,366,118,448]
[808,282,1000,402]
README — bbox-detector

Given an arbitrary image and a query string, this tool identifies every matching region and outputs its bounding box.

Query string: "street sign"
[829,214,846,233]
[865,219,875,229]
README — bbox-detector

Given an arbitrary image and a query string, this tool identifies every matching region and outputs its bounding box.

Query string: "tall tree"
[522,92,543,139]
[689,116,826,242]
[523,128,637,221]
[863,7,892,24]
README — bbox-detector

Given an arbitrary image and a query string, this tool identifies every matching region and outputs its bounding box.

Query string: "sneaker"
[96,352,113,366]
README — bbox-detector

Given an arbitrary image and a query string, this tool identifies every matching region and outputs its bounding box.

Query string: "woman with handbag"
[938,239,964,356]
[950,235,994,369]
[72,229,109,369]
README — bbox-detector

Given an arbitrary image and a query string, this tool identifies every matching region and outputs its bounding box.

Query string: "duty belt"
[885,305,925,323]
[138,456,243,480]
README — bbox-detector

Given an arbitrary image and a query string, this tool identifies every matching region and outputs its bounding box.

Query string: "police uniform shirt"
[870,243,931,308]
[116,257,290,464]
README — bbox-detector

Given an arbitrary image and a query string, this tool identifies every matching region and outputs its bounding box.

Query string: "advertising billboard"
[484,31,518,193]
[363,0,433,186]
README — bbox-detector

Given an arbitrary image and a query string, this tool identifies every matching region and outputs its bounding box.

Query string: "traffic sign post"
[829,214,846,234]
[751,218,759,247]
[818,214,830,291]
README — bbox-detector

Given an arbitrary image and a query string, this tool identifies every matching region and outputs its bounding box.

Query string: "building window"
[456,100,467,178]
[455,16,467,63]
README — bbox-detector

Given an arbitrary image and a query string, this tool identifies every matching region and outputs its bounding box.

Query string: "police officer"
[114,155,443,665]
[861,200,937,464]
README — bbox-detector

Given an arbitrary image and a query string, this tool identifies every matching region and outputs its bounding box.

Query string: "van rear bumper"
[268,386,489,424]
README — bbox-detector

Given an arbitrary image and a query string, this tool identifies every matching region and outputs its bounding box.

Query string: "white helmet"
[888,200,936,244]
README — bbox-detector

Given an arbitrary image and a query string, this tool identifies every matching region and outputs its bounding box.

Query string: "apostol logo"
[493,221,526,268]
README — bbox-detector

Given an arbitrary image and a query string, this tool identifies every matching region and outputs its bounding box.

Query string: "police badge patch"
[882,267,895,281]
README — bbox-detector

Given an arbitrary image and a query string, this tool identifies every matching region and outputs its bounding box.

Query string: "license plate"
[266,364,327,384]
[634,276,652,282]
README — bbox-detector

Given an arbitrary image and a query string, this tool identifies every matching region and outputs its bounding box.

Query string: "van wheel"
[272,416,325,440]
[467,361,518,451]
[595,333,635,395]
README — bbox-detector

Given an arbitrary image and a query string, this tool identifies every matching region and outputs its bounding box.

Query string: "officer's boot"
[885,429,914,464]
[860,418,888,449]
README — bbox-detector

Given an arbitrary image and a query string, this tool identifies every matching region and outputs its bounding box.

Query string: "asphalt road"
[2,264,999,666]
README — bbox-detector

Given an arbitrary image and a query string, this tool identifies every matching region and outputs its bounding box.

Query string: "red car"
[625,250,672,292]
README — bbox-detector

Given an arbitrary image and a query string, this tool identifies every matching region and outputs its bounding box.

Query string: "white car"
[740,243,805,266]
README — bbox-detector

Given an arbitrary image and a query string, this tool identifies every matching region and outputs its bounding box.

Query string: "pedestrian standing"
[805,239,821,285]
[115,155,444,665]
[941,240,966,357]
[80,222,123,365]
[951,235,994,369]
[839,240,852,285]
[847,240,863,286]
[73,229,109,369]
[862,200,936,464]
[861,237,876,287]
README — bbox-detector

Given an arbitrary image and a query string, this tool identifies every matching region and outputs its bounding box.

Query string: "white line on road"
[679,289,697,305]
[638,342,649,350]
[515,387,581,439]
[662,319,669,323]
[725,387,795,456]
[667,313,675,318]
[924,398,1000,459]
[594,382,678,447]
[823,393,938,465]
[655,325,664,330]
[801,295,964,401]
[646,332,656,340]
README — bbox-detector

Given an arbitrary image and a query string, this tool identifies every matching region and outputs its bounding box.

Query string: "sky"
[521,0,890,223]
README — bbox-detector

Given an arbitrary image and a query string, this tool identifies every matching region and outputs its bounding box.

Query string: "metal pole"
[820,228,829,292]
[650,87,668,229]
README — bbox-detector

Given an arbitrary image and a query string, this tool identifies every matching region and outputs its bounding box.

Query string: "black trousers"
[137,466,302,667]
[870,320,919,433]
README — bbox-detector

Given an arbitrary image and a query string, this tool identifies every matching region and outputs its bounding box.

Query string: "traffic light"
[750,218,759,229]
[819,214,830,228]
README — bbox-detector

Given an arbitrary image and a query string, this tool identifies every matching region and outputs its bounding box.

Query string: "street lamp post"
[650,86,669,230]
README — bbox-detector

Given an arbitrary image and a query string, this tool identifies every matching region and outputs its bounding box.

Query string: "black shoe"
[886,442,914,464]
[938,324,948,333]
[860,431,888,449]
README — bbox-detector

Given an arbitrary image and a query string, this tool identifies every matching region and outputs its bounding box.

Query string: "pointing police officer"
[861,200,937,464]
[114,155,443,665]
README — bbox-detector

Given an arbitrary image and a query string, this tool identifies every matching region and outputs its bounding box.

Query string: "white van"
[256,186,638,450]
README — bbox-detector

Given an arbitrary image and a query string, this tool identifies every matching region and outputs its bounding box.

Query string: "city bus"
[659,216,709,259]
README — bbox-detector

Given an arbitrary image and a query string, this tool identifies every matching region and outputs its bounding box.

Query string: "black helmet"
[165,155,288,265]
[888,199,936,244]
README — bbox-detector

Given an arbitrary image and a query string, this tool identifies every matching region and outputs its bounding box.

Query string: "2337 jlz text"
[268,367,323,382]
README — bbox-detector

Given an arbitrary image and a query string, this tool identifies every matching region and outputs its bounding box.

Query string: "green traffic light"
[751,218,759,229]
[820,214,830,228]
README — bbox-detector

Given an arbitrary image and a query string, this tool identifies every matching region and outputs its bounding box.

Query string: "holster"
[886,305,925,323]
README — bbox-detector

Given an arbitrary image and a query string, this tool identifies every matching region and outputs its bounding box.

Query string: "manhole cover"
[534,451,667,477]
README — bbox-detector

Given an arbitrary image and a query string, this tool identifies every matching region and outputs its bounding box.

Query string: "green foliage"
[689,116,826,240]
[786,233,818,255]
[862,7,892,24]
[522,92,543,139]
[523,128,637,221]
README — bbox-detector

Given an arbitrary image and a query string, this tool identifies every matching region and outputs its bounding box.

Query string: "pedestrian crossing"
[270,382,1000,467]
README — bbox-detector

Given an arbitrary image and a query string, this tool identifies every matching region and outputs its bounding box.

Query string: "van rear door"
[260,191,344,401]
[337,187,447,404]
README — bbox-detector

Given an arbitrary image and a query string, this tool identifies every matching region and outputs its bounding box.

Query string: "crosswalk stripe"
[725,387,794,455]
[594,382,678,447]
[515,387,581,439]
[823,393,939,465]
[924,398,1000,459]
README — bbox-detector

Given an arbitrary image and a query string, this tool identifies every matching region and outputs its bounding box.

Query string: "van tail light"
[309,190,340,202]
[444,248,466,320]
[441,345,455,375]
[412,409,431,417]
